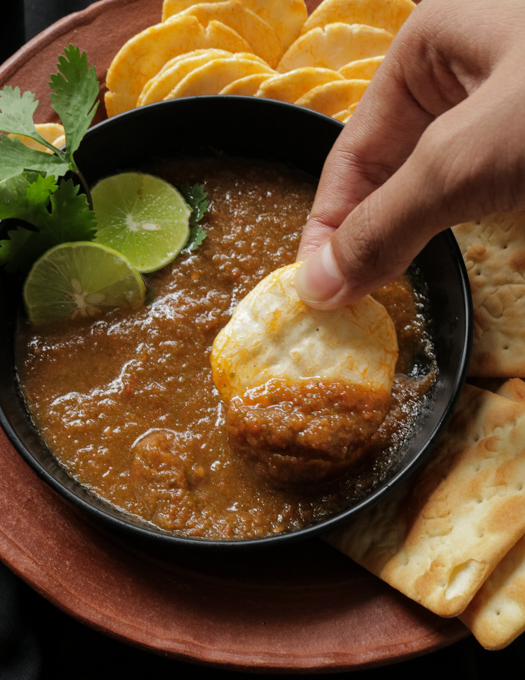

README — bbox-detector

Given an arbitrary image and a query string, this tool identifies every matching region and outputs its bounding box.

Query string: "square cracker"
[452,212,525,377]
[460,378,525,649]
[325,384,525,618]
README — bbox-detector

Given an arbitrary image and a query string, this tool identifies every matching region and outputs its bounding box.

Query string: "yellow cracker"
[162,0,307,51]
[459,378,525,649]
[277,23,393,73]
[461,536,525,649]
[255,67,343,103]
[165,57,273,98]
[219,72,273,95]
[105,15,252,117]
[302,0,415,36]
[339,55,384,80]
[295,79,369,116]
[139,51,262,105]
[326,384,525,617]
[138,48,233,103]
[174,1,283,68]
[452,212,525,377]
[332,102,358,122]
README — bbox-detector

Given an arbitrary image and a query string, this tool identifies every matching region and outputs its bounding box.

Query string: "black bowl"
[0,96,472,550]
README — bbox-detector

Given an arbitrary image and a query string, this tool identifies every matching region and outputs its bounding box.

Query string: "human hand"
[295,0,525,309]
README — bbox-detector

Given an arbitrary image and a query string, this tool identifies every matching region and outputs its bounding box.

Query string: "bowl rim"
[0,95,473,550]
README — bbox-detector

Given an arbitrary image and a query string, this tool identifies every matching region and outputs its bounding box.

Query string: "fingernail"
[295,241,345,303]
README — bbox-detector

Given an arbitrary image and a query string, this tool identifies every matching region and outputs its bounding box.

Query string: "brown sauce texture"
[16,158,436,540]
[228,380,390,485]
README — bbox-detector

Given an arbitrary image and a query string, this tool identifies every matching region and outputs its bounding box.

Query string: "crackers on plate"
[104,0,417,123]
[326,384,525,618]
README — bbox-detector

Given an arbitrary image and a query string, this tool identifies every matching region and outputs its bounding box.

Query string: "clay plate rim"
[0,0,469,671]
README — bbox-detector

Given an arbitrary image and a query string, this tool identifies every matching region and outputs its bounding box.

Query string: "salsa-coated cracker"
[452,212,525,377]
[162,0,307,51]
[172,1,283,68]
[326,384,525,617]
[302,0,415,36]
[105,15,252,116]
[277,23,393,73]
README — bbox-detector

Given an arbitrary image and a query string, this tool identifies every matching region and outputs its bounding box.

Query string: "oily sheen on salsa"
[16,158,436,540]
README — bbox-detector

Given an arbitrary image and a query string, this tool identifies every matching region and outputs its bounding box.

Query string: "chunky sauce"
[17,158,436,540]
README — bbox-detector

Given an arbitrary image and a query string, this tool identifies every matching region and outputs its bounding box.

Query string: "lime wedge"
[92,172,192,273]
[24,242,146,325]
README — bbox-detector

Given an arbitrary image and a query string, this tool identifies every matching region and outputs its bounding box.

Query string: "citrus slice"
[92,173,192,273]
[24,242,146,325]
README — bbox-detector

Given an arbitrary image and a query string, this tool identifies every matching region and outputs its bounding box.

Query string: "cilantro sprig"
[179,183,209,252]
[0,45,99,273]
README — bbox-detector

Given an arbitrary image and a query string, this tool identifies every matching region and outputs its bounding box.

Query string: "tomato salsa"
[16,158,436,540]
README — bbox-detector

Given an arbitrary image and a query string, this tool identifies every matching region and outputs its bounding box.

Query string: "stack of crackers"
[327,212,525,650]
[104,0,416,122]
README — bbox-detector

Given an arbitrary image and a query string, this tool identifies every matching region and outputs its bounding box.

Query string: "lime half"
[24,242,146,325]
[92,172,191,273]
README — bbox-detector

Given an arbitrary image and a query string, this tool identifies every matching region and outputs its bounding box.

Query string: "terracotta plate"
[0,0,468,671]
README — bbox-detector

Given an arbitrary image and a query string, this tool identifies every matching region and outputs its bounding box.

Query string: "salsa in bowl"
[0,96,472,548]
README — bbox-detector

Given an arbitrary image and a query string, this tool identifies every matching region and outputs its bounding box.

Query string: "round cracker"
[277,23,393,73]
[105,15,253,117]
[333,101,359,123]
[339,55,384,80]
[255,67,343,103]
[295,79,369,117]
[211,263,398,402]
[219,72,274,95]
[139,48,233,103]
[162,0,308,51]
[139,51,264,105]
[174,0,283,68]
[301,0,415,36]
[165,56,274,98]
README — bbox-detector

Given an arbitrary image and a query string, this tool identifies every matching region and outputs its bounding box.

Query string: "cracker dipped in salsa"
[16,157,437,540]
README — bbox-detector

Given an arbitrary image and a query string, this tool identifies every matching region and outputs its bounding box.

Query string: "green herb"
[0,45,99,273]
[0,176,96,273]
[179,183,209,252]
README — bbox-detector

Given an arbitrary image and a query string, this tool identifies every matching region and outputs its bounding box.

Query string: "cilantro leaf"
[0,134,70,182]
[0,177,97,273]
[179,183,209,225]
[0,87,56,153]
[179,183,209,252]
[185,225,207,253]
[44,178,97,244]
[0,173,57,222]
[0,173,31,205]
[49,45,99,166]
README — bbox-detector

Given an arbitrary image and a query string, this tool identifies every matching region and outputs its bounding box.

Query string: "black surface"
[1,1,525,678]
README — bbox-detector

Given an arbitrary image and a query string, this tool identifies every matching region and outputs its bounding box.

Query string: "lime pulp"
[92,172,191,273]
[23,241,146,325]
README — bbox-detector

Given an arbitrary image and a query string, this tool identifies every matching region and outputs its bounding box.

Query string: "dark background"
[1,1,525,678]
